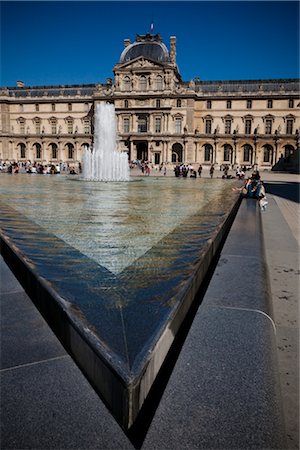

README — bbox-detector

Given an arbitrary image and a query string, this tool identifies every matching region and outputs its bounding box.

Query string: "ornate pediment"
[115,56,167,72]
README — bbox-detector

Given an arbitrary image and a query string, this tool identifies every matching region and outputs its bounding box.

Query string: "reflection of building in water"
[0,32,299,171]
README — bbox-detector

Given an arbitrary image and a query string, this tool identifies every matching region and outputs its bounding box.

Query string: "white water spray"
[82,103,130,181]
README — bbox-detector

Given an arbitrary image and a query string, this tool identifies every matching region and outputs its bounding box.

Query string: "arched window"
[139,76,147,91]
[156,76,163,90]
[243,144,253,162]
[123,76,131,91]
[223,144,232,162]
[263,145,273,163]
[204,144,213,162]
[67,143,74,159]
[18,143,26,159]
[34,143,42,159]
[51,143,58,159]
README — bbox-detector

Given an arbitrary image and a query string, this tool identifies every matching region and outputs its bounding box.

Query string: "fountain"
[82,102,130,181]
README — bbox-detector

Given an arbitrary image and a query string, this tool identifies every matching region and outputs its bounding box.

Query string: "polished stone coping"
[0,192,241,429]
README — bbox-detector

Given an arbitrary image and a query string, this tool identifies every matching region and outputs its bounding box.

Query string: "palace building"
[0,32,299,171]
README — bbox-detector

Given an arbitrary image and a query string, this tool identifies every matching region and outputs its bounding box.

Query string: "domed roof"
[120,34,170,64]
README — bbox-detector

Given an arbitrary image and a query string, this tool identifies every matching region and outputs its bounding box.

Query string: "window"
[68,103,72,112]
[124,100,129,108]
[247,99,252,109]
[175,117,182,133]
[36,143,42,159]
[263,145,272,163]
[205,119,212,134]
[19,143,26,158]
[288,99,294,108]
[138,115,147,132]
[286,119,293,134]
[139,76,147,91]
[50,119,57,134]
[267,99,273,109]
[177,99,181,107]
[156,99,160,108]
[67,143,74,159]
[84,119,90,134]
[67,119,73,134]
[123,76,131,91]
[123,117,130,133]
[19,104,24,112]
[243,144,252,162]
[223,144,231,161]
[35,104,39,112]
[207,100,211,109]
[245,119,252,134]
[155,117,161,133]
[19,119,25,134]
[225,119,231,134]
[204,144,213,161]
[52,103,56,112]
[265,119,272,134]
[156,76,163,91]
[35,119,41,134]
[51,143,58,159]
[226,100,232,109]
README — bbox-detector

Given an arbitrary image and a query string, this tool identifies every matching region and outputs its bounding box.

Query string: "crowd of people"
[0,160,80,175]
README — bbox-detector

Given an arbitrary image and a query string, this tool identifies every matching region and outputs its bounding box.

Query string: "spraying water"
[82,102,130,181]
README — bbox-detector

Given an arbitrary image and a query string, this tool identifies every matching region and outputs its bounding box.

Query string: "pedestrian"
[209,164,214,178]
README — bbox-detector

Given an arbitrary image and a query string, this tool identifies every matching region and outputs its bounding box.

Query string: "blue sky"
[1,1,299,87]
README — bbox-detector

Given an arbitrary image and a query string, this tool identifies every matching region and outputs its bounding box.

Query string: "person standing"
[198,164,202,178]
[210,164,214,179]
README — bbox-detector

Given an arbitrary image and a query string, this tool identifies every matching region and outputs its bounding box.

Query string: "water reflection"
[0,174,238,274]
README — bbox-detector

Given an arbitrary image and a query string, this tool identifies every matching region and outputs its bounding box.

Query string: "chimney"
[124,39,131,48]
[170,36,176,64]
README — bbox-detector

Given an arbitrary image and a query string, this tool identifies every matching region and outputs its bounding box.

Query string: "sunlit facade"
[0,33,299,171]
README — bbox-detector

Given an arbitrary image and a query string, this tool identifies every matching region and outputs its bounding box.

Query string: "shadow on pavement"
[264,181,299,204]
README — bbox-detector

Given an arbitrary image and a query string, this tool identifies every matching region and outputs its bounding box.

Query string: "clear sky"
[1,1,299,87]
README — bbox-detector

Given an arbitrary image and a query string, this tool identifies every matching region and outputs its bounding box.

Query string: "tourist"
[163,166,167,176]
[209,164,214,178]
[197,164,202,178]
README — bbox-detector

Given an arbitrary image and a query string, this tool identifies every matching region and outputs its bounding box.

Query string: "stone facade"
[1,33,299,170]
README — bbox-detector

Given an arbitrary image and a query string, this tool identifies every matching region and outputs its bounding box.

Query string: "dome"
[120,34,170,64]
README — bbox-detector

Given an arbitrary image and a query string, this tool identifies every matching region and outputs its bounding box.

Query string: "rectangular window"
[84,120,90,134]
[207,100,211,109]
[286,119,293,134]
[67,120,73,134]
[138,117,147,132]
[247,99,252,109]
[52,103,56,112]
[155,117,161,133]
[288,99,294,108]
[205,119,212,134]
[20,120,25,134]
[225,119,231,134]
[51,120,57,134]
[267,99,273,109]
[156,99,161,108]
[19,104,24,112]
[35,121,41,134]
[245,119,252,134]
[175,117,182,133]
[265,119,272,134]
[68,103,72,111]
[123,118,130,133]
[35,104,39,112]
[226,100,232,109]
